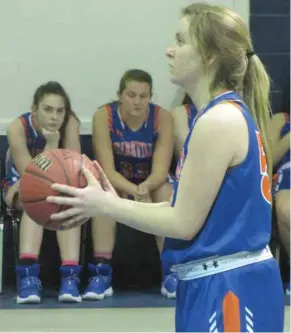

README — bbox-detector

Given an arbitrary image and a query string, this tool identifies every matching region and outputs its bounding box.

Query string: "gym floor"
[0,291,289,332]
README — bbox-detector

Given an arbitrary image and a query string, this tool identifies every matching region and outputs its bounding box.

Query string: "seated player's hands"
[46,160,115,223]
[42,128,60,145]
[134,182,152,203]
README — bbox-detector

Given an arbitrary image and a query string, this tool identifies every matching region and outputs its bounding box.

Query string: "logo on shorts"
[33,154,52,172]
[203,260,219,270]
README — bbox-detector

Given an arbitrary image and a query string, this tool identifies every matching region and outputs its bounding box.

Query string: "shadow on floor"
[0,288,176,309]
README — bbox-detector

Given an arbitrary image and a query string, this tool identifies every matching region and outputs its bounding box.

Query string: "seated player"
[272,111,290,295]
[168,94,197,182]
[3,81,82,304]
[83,69,176,300]
[271,112,290,168]
[172,94,197,158]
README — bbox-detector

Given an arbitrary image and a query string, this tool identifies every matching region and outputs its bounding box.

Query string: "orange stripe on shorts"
[222,291,241,332]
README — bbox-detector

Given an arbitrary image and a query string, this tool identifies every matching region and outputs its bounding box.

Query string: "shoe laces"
[20,276,42,291]
[164,272,178,284]
[62,274,80,284]
[88,275,104,285]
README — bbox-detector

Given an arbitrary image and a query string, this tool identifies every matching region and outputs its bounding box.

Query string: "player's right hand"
[134,183,152,203]
[42,128,60,144]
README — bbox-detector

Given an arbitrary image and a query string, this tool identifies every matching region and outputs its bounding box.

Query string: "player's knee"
[20,211,32,224]
[275,190,290,228]
[5,181,21,209]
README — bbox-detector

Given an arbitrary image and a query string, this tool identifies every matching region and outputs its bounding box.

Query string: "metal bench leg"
[0,215,4,293]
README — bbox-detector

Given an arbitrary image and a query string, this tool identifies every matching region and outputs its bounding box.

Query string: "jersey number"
[120,162,149,180]
[120,162,133,179]
[256,131,271,204]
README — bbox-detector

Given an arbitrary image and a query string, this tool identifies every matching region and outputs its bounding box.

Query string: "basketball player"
[80,69,175,300]
[47,4,284,332]
[272,111,290,295]
[3,81,83,304]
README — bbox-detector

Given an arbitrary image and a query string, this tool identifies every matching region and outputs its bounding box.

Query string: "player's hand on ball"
[46,161,114,222]
[93,161,118,198]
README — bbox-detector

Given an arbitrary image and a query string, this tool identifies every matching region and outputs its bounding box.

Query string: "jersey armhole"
[105,104,113,132]
[185,104,191,119]
[18,114,29,138]
[153,105,161,132]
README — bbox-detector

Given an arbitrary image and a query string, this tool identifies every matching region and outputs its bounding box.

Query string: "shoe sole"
[17,295,41,304]
[82,287,113,300]
[59,294,82,303]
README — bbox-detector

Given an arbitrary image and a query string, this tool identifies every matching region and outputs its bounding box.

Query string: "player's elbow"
[180,230,196,241]
[175,224,195,241]
[178,217,201,241]
[176,231,195,241]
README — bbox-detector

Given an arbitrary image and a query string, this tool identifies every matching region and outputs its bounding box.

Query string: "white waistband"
[171,246,273,280]
[278,161,290,172]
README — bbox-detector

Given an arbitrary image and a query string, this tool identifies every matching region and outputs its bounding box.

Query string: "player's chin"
[45,124,62,132]
[169,74,182,86]
[129,109,145,117]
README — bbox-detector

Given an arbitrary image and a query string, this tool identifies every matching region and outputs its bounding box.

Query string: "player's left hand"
[46,160,115,222]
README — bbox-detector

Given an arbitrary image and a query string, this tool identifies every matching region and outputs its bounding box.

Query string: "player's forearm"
[274,133,290,165]
[142,171,168,191]
[12,142,58,177]
[101,196,190,240]
[107,171,138,196]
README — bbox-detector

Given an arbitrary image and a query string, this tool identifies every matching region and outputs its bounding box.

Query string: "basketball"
[19,149,100,231]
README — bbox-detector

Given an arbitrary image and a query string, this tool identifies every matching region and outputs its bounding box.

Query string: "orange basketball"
[19,149,100,231]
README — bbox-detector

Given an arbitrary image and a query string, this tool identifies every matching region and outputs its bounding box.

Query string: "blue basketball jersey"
[105,102,160,184]
[275,162,290,193]
[185,103,198,129]
[162,91,272,265]
[3,112,46,193]
[19,112,46,157]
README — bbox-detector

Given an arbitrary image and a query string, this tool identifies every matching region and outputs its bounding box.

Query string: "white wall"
[0,0,249,135]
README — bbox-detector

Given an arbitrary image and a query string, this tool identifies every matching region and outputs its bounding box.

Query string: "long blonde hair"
[182,3,273,181]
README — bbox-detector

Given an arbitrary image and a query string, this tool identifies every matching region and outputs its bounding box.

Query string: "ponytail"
[243,55,273,182]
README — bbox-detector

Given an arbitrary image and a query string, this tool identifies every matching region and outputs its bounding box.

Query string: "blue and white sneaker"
[82,263,113,300]
[16,264,42,304]
[58,265,82,303]
[161,273,178,299]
